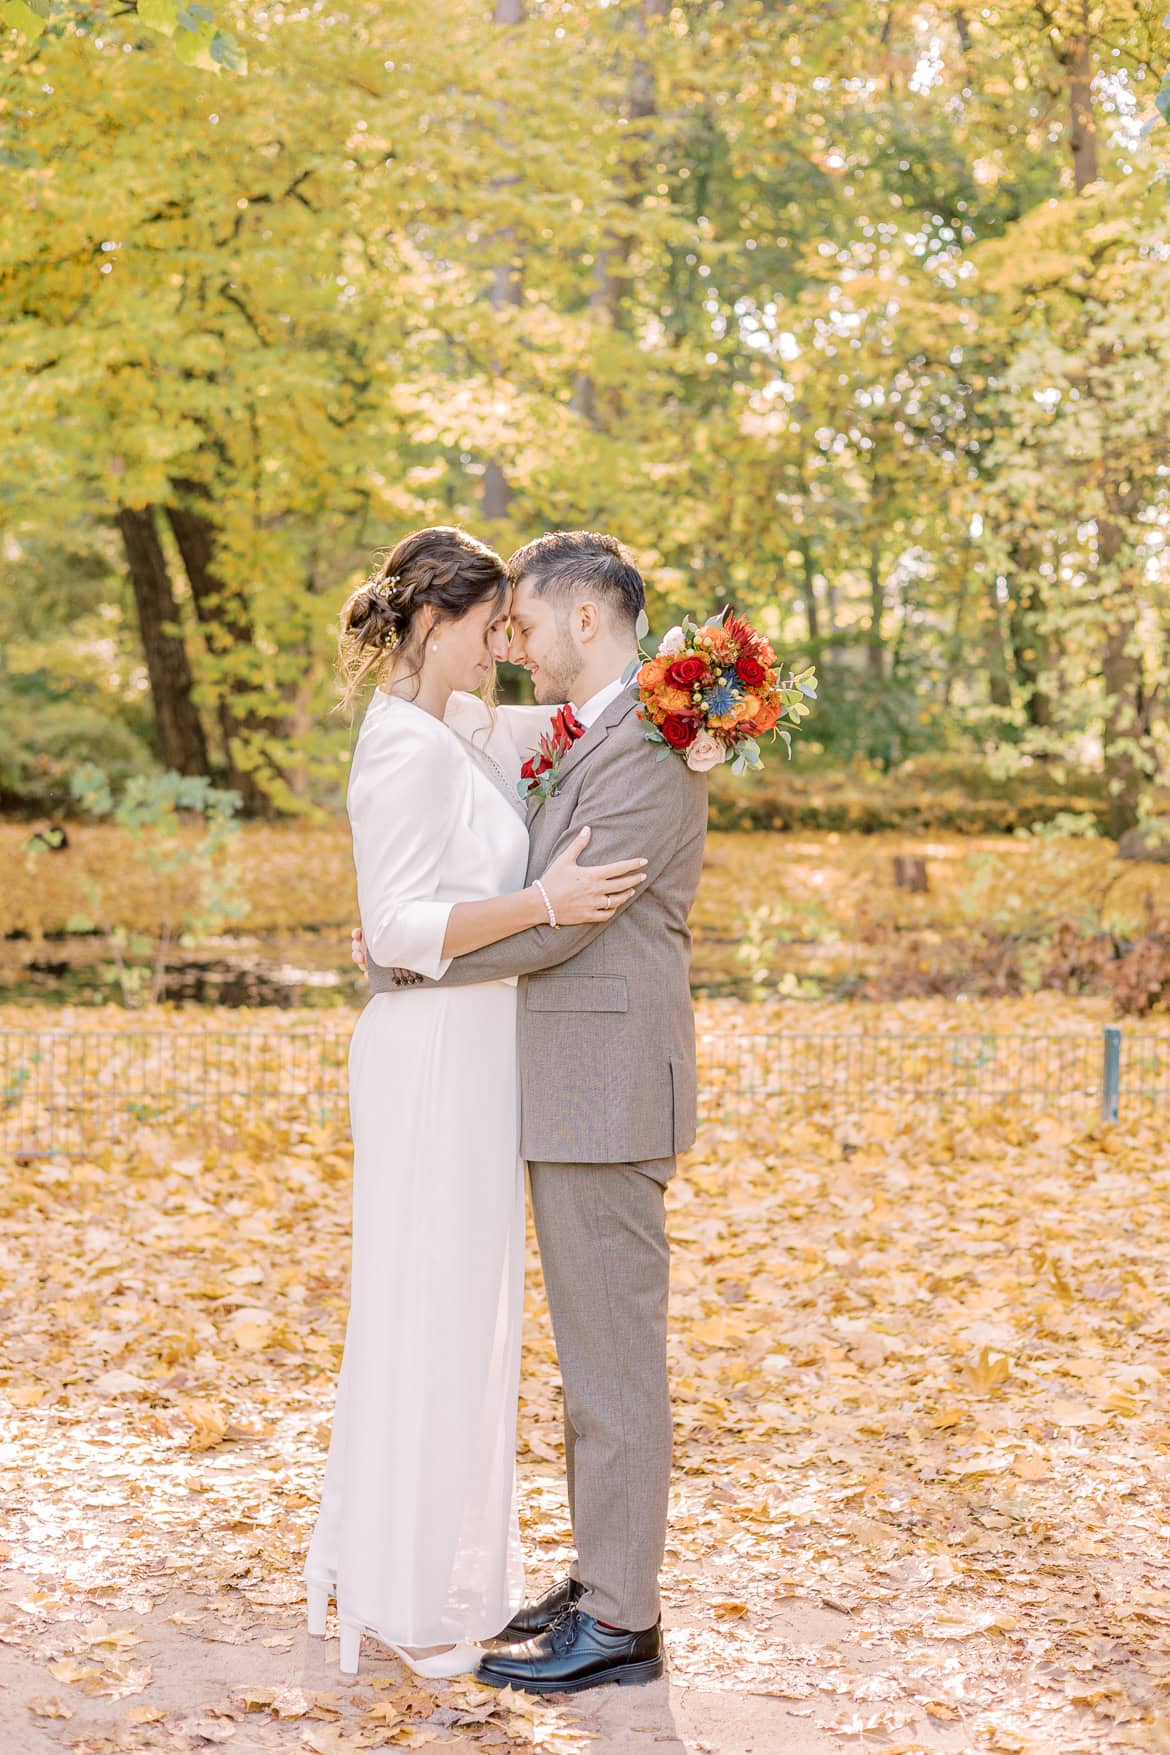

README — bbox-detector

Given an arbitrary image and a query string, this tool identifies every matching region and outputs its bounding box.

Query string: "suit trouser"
[526,1156,674,1633]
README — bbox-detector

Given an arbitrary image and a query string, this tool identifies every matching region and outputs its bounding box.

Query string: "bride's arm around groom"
[371,677,708,1168]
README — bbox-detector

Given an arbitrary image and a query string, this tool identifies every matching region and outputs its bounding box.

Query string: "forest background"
[4,0,1170,841]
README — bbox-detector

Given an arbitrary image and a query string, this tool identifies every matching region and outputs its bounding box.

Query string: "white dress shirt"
[572,673,630,729]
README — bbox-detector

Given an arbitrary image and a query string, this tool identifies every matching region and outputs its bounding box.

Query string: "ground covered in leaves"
[2,998,1170,1751]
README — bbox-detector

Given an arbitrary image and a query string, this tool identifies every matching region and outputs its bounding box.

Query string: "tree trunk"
[1102,614,1147,839]
[1099,511,1150,839]
[482,0,526,522]
[572,0,667,422]
[482,262,521,522]
[866,543,884,679]
[165,481,272,813]
[1060,15,1149,833]
[985,579,1013,711]
[797,536,820,644]
[117,505,211,777]
[1067,26,1099,193]
[1007,576,1054,730]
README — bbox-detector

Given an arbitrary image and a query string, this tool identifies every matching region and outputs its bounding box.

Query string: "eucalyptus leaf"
[620,656,640,686]
[634,609,649,641]
[209,30,246,71]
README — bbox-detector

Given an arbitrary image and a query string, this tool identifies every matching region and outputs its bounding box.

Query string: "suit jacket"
[366,684,709,1165]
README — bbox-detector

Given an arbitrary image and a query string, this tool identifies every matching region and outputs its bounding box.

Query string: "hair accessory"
[533,878,558,929]
[370,573,401,602]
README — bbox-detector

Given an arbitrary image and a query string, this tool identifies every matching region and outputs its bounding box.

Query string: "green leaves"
[136,0,179,32]
[207,29,244,72]
[2,0,49,43]
[138,0,247,74]
[1,0,247,74]
[730,735,765,778]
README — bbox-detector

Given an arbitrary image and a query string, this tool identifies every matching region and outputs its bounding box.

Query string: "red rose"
[550,705,586,747]
[666,655,708,689]
[736,653,767,687]
[661,713,699,750]
[519,756,538,781]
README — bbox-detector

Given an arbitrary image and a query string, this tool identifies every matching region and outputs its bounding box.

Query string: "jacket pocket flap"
[526,976,628,1013]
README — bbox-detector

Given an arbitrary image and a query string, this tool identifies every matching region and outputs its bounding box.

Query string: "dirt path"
[2,1561,973,1755]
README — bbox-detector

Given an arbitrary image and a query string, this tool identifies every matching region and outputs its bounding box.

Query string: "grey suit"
[367,683,709,1629]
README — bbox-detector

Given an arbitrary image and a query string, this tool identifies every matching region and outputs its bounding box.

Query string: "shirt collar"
[571,673,630,729]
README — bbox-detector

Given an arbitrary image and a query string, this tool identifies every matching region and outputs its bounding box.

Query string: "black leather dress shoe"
[476,1605,664,1694]
[494,1576,583,1642]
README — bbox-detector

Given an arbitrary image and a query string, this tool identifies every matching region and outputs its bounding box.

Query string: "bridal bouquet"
[633,608,817,776]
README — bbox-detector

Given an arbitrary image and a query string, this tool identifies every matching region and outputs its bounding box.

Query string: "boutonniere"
[517,704,587,802]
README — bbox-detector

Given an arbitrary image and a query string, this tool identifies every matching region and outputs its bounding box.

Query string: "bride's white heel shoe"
[339,1620,362,1676]
[307,1581,330,1639]
[307,1580,476,1679]
[386,1641,482,1680]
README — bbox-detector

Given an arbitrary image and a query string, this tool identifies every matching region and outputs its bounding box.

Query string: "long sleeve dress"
[303,688,550,1645]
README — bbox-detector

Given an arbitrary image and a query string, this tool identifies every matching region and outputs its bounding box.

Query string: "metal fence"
[2,1023,1168,1159]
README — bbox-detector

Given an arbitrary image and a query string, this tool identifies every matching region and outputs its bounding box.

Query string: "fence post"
[1102,1026,1121,1123]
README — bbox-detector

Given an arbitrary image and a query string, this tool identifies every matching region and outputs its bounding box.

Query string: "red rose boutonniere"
[517,704,587,802]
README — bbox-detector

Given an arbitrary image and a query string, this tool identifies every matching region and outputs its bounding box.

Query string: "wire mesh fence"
[2,1022,1169,1159]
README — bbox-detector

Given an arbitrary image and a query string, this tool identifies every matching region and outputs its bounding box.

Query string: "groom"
[359,531,708,1693]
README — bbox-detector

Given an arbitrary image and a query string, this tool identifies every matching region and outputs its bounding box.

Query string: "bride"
[303,526,646,1680]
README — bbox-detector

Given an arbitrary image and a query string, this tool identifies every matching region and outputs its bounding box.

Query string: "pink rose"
[685,731,727,773]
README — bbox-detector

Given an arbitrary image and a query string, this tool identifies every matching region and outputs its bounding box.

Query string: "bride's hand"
[537,827,648,925]
[351,926,367,973]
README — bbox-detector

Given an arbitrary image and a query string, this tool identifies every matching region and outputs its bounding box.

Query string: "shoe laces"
[549,1604,580,1654]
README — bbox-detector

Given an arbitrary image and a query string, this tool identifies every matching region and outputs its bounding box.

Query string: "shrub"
[0,680,157,813]
[707,755,1111,836]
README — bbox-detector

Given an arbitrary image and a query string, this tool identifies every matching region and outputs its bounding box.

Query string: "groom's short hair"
[508,531,645,630]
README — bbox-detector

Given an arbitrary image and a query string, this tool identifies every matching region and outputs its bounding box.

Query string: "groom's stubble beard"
[532,615,586,705]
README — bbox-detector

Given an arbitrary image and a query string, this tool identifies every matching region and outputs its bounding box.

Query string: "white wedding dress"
[305,687,553,1651]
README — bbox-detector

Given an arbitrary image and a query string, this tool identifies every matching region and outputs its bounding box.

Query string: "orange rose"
[753,698,782,733]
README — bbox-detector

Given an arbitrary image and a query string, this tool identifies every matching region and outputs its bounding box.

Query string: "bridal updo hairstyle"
[337,525,509,714]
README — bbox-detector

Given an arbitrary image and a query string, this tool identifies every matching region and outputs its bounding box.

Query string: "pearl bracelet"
[533,878,558,929]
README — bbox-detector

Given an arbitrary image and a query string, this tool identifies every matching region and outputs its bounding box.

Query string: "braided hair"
[337,526,508,713]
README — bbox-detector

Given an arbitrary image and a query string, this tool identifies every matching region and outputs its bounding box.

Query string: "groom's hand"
[351,926,367,974]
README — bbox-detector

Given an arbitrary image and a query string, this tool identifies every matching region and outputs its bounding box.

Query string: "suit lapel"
[526,685,638,828]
